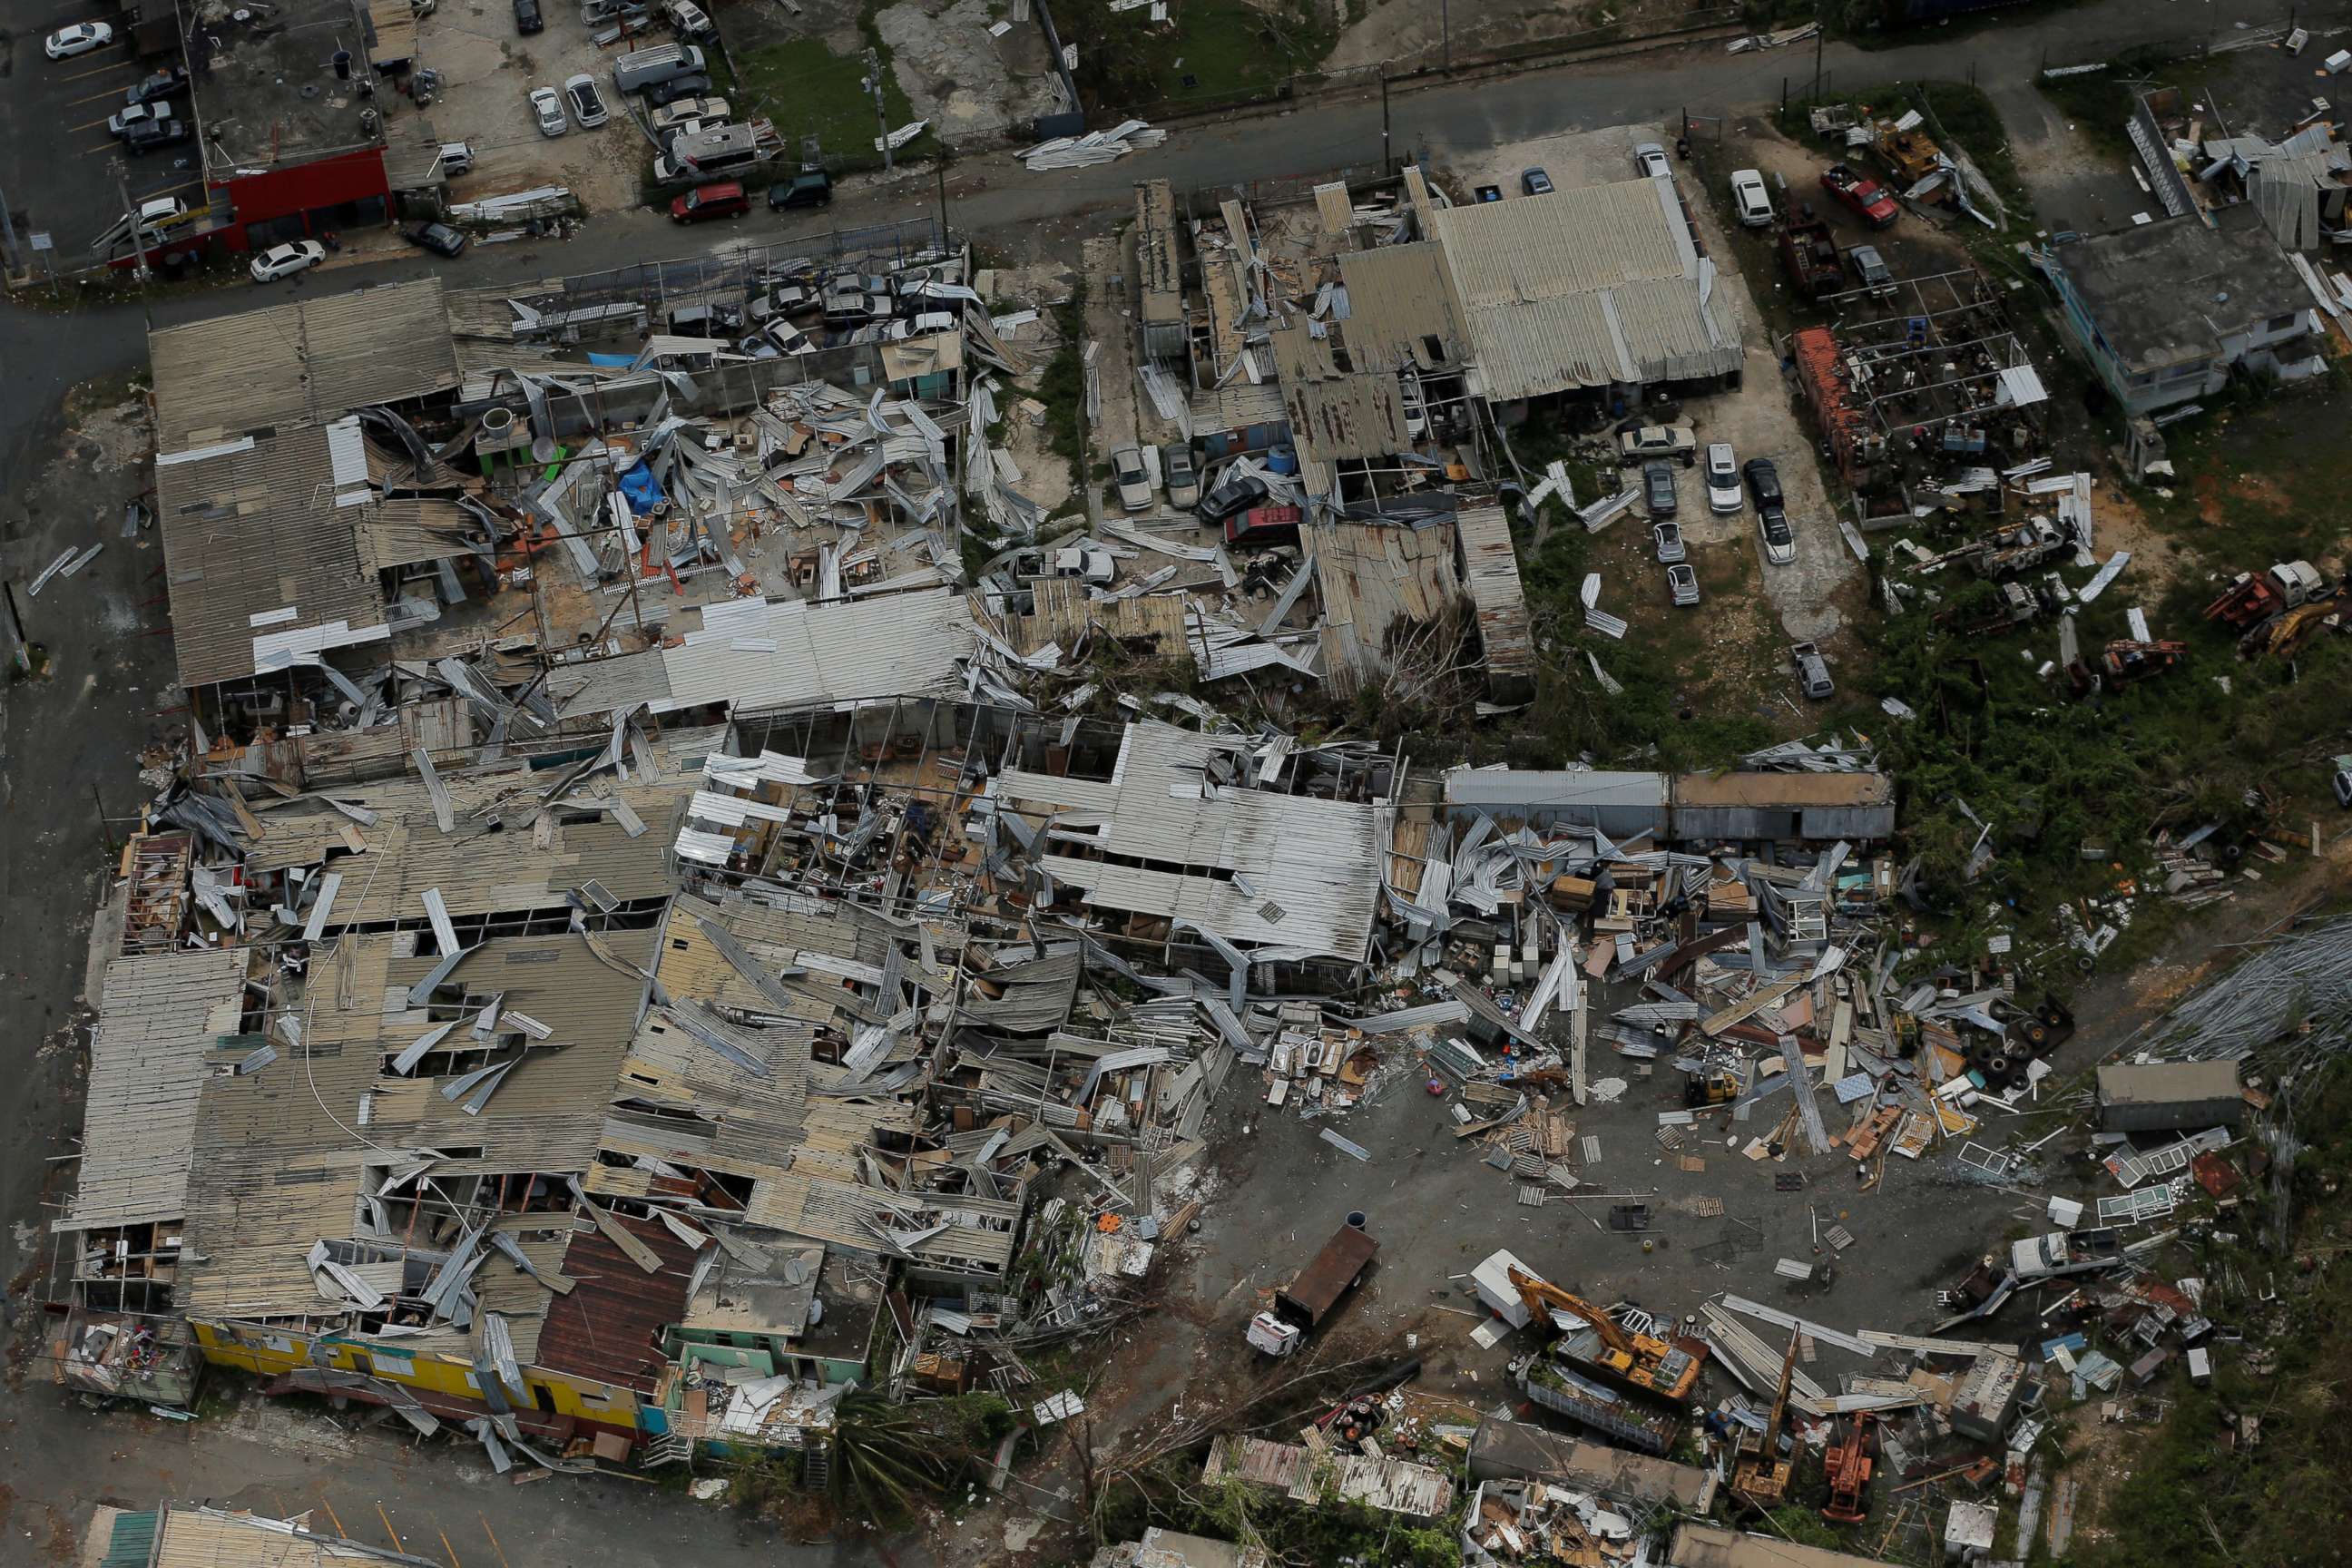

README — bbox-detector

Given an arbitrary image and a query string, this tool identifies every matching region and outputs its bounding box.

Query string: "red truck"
[1223,504,1303,548]
[1821,163,1898,230]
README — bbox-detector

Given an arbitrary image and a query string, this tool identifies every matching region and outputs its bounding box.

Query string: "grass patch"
[2131,378,2352,569]
[2033,63,2154,169]
[1158,0,1333,100]
[730,34,932,169]
[1912,81,2032,223]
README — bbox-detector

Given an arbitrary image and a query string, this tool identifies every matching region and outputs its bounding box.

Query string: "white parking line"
[57,55,133,82]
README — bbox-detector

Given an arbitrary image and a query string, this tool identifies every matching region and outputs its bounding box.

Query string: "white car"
[248,240,327,284]
[651,95,729,132]
[886,311,959,341]
[528,85,568,138]
[1632,141,1670,180]
[1729,168,1775,228]
[45,21,113,58]
[1703,441,1742,514]
[563,73,610,129]
[1110,446,1153,512]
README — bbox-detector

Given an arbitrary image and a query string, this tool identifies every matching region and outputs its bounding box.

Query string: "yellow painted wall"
[192,1319,642,1427]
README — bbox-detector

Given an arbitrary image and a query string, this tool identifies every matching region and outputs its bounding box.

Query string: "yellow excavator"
[1508,1267,1706,1404]
[1732,1331,1800,1510]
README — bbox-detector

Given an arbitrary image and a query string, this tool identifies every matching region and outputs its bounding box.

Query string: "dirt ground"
[722,0,1059,147]
[1324,0,1720,73]
[417,0,652,214]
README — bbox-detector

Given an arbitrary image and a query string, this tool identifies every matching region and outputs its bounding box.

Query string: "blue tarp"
[586,351,635,368]
[618,461,664,515]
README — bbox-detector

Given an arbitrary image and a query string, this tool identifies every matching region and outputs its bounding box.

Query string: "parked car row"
[1622,423,1803,600]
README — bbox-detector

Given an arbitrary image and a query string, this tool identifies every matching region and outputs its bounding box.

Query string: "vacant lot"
[417,0,650,213]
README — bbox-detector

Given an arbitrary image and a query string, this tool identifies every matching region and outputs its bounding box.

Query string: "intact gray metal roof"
[1429,178,1742,396]
[1445,769,1670,810]
[56,949,249,1233]
[561,588,976,718]
[999,721,1387,963]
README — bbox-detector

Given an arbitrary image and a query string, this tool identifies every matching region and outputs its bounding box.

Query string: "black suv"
[514,0,543,33]
[767,171,833,211]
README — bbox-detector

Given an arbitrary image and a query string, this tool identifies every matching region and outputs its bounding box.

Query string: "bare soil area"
[416,0,652,215]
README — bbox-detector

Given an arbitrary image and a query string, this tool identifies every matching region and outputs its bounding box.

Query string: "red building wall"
[211,142,389,248]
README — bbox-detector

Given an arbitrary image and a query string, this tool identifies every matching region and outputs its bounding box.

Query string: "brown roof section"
[534,1214,701,1395]
[1671,772,1893,808]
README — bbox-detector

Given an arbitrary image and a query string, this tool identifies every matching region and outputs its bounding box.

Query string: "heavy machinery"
[1732,1332,1799,1510]
[1876,119,1945,186]
[2067,639,2186,696]
[2240,592,2341,660]
[1936,579,2046,637]
[1508,1267,1706,1405]
[1822,1412,1878,1524]
[2205,560,2325,630]
[1683,1068,1740,1108]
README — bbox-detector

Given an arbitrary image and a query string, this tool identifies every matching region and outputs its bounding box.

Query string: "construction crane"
[1822,1412,1878,1524]
[1507,1267,1705,1404]
[1731,1331,1799,1511]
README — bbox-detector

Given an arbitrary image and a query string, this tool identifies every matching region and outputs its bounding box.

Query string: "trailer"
[1779,210,1845,298]
[1520,1357,1681,1455]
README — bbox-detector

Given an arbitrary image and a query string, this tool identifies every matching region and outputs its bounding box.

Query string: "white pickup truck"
[2009,1226,2124,1282]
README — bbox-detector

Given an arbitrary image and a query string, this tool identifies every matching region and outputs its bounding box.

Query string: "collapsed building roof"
[986,720,1394,965]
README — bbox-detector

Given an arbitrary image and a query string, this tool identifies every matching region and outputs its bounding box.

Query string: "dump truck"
[1247,1220,1377,1356]
[1779,208,1846,298]
[2010,1226,2124,1282]
[2206,560,2324,630]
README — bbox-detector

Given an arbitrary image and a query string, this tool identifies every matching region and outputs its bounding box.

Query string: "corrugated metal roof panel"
[59,948,249,1232]
[1001,721,1386,962]
[156,423,390,689]
[150,278,462,452]
[563,589,976,719]
[1445,769,1670,810]
[536,1213,701,1394]
[1454,505,1534,691]
[1429,178,1742,396]
[1335,240,1471,372]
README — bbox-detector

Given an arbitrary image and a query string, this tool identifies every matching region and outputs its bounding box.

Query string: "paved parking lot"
[0,0,205,264]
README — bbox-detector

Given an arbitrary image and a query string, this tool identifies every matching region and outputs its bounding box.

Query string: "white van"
[612,42,705,96]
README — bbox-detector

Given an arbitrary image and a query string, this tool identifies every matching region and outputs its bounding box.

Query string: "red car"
[670,181,749,223]
[1223,504,1302,547]
[1820,163,1898,230]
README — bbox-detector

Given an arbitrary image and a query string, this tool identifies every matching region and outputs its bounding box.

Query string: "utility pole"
[934,146,949,248]
[1812,22,1824,103]
[3,580,30,675]
[112,163,151,284]
[1440,0,1450,71]
[0,181,23,276]
[1381,75,1391,170]
[863,48,893,173]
